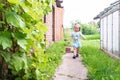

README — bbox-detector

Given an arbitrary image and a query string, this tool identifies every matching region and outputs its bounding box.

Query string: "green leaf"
[2,39,12,49]
[44,6,52,14]
[40,42,45,48]
[46,0,51,4]
[0,21,5,24]
[10,53,23,72]
[0,51,10,62]
[36,22,48,33]
[7,0,20,4]
[17,39,27,50]
[0,31,12,49]
[19,17,26,28]
[5,11,25,28]
[0,2,4,11]
[8,53,28,73]
[21,53,28,73]
[12,32,26,40]
[35,69,40,80]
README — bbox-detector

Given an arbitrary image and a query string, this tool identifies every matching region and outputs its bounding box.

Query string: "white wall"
[107,14,112,53]
[100,10,120,56]
[103,17,107,50]
[100,19,104,49]
[113,11,119,55]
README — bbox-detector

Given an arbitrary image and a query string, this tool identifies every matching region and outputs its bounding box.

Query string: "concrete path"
[54,53,88,80]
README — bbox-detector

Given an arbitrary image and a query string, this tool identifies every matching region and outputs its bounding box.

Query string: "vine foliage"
[0,0,53,79]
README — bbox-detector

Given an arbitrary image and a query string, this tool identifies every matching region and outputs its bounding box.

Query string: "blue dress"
[71,32,82,48]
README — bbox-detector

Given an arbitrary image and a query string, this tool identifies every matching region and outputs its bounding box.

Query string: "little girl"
[70,23,86,59]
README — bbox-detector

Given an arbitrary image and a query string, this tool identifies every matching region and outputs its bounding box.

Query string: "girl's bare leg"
[73,48,77,59]
[76,48,79,57]
[73,48,77,55]
[77,48,79,54]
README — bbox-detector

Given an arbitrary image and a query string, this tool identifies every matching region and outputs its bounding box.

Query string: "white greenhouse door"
[103,17,107,50]
[100,19,104,49]
[113,11,119,55]
[107,14,113,53]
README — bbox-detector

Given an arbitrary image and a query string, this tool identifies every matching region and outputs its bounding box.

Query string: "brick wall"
[45,5,64,45]
[45,12,53,44]
[53,6,64,41]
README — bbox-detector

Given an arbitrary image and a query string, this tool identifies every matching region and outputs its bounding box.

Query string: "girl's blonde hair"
[74,23,81,31]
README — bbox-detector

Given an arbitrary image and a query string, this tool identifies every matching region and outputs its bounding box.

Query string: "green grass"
[44,34,120,80]
[81,38,120,80]
[85,34,100,40]
[41,41,65,80]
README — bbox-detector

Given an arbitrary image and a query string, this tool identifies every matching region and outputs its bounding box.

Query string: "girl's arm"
[80,32,86,40]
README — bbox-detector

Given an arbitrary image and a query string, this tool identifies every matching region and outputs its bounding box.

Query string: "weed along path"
[54,53,88,80]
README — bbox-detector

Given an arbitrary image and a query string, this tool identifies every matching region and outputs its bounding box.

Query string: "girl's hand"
[83,36,86,40]
[81,35,86,40]
[68,41,70,44]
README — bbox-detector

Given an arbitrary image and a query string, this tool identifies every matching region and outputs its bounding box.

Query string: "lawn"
[80,35,120,80]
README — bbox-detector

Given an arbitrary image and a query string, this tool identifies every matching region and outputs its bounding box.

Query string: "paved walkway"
[54,53,88,80]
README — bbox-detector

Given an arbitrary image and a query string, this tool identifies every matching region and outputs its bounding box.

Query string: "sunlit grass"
[42,41,65,80]
[80,36,120,80]
[85,34,100,40]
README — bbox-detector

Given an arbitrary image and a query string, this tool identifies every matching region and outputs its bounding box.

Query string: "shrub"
[81,24,99,35]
